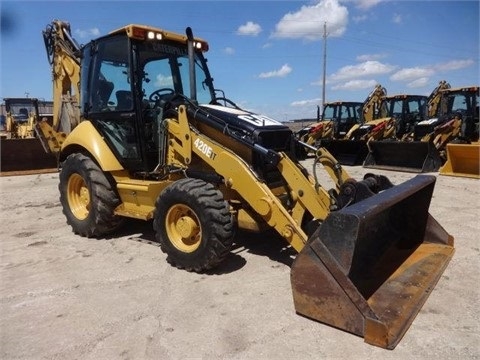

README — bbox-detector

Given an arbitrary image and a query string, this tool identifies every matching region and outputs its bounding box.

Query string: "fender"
[60,121,123,171]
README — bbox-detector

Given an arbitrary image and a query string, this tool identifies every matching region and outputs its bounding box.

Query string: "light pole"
[322,22,327,110]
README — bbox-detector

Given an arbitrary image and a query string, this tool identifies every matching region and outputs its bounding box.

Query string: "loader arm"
[166,105,340,253]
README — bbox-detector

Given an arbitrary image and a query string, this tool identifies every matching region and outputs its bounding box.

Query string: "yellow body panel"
[112,172,172,220]
[61,121,123,171]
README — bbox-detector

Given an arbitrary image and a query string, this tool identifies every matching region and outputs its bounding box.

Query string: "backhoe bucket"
[363,140,442,173]
[1,138,57,174]
[291,175,454,349]
[439,143,480,179]
[323,139,368,165]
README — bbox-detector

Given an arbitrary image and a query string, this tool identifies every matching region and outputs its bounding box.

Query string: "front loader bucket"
[291,175,454,349]
[439,143,480,179]
[323,139,368,165]
[363,140,442,173]
[1,138,57,174]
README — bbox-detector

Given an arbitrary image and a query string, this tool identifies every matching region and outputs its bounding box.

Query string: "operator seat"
[116,90,133,111]
[18,108,29,118]
[93,80,114,111]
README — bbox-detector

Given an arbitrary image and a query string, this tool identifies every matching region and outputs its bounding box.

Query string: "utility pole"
[322,22,327,110]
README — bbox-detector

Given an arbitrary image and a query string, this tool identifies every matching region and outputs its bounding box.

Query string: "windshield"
[439,91,478,118]
[137,41,214,105]
[10,103,35,120]
[323,103,361,123]
[6,101,37,121]
[322,104,337,120]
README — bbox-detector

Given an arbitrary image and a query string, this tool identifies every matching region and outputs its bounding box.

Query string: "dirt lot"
[1,162,479,359]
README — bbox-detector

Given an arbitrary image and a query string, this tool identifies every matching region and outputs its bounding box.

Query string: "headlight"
[147,31,163,40]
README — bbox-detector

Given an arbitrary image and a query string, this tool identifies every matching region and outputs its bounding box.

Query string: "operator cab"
[80,25,296,182]
[80,26,215,173]
[385,95,428,138]
[322,102,363,139]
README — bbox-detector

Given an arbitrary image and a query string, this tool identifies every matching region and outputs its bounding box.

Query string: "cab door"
[82,35,145,171]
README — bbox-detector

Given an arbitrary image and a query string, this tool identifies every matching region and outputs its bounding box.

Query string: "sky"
[1,0,478,121]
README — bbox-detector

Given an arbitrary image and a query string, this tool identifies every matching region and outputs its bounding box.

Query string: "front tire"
[59,153,124,237]
[153,178,234,272]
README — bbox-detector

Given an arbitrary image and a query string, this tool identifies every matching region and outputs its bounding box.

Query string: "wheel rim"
[166,204,201,253]
[67,173,90,220]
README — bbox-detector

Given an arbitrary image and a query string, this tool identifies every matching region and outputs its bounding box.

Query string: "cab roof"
[108,24,209,51]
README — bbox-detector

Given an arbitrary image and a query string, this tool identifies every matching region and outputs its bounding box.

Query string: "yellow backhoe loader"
[364,82,478,173]
[323,85,396,165]
[0,97,57,173]
[36,20,454,349]
[297,101,363,146]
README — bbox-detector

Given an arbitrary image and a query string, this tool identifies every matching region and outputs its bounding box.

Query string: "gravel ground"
[0,162,479,359]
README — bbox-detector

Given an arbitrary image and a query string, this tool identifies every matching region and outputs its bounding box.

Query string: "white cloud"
[236,21,262,36]
[356,53,388,62]
[390,67,435,81]
[224,47,235,55]
[354,0,384,10]
[74,27,100,39]
[272,0,348,40]
[407,77,429,88]
[330,60,396,81]
[392,13,402,24]
[352,15,368,23]
[390,59,474,85]
[155,74,173,87]
[291,98,322,107]
[331,79,378,90]
[258,64,292,79]
[434,59,474,71]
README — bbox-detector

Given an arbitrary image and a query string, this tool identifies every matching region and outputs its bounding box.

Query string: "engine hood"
[199,104,289,134]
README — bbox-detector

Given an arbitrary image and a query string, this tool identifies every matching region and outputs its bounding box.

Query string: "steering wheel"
[209,97,241,109]
[453,109,466,119]
[149,88,174,102]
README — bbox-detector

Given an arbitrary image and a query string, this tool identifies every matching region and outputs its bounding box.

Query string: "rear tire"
[153,178,234,272]
[59,153,124,237]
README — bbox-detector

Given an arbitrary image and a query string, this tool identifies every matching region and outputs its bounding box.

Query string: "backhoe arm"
[36,20,81,154]
[362,84,387,122]
[427,80,450,118]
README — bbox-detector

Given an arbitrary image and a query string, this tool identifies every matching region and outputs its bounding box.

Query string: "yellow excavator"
[36,20,454,349]
[364,82,478,173]
[0,97,57,173]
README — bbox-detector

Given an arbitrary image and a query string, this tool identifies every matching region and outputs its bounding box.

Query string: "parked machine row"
[298,81,479,178]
